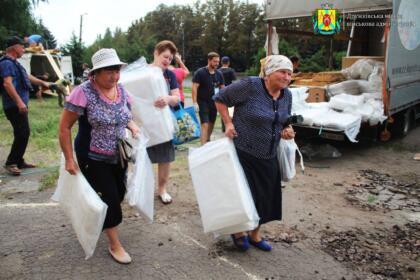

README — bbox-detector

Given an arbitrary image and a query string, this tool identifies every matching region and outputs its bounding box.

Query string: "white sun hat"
[90,48,127,72]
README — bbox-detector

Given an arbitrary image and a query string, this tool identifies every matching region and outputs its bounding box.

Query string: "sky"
[33,0,263,47]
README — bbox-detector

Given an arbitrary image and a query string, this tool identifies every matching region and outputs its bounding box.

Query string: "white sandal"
[159,192,172,205]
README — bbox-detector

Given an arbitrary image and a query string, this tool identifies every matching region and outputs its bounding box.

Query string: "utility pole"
[180,16,185,60]
[79,13,87,44]
[182,22,185,59]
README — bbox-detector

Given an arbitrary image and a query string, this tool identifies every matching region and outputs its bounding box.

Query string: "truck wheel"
[392,109,413,137]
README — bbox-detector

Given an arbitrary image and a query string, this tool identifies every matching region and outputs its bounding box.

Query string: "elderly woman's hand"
[65,158,79,175]
[225,122,238,139]
[127,121,140,139]
[154,96,169,108]
[281,125,295,140]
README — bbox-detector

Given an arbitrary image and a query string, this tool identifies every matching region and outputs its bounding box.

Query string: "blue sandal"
[231,234,250,251]
[248,236,272,251]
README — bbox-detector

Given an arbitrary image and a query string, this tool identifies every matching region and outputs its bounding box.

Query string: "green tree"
[225,2,264,71]
[61,33,85,77]
[0,0,52,49]
[300,46,327,72]
[80,0,265,72]
[0,0,36,46]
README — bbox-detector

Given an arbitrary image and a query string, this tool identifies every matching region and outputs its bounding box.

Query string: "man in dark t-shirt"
[192,52,224,145]
[219,56,237,86]
[219,56,237,132]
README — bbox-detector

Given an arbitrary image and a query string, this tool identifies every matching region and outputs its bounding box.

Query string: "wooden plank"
[312,71,345,82]
[43,50,64,81]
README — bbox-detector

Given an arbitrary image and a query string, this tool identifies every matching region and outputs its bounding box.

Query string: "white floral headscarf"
[263,55,293,76]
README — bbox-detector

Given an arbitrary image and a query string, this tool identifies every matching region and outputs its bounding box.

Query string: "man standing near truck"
[192,52,225,144]
[0,36,51,175]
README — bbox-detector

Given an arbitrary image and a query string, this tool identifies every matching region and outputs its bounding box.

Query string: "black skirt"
[236,148,282,225]
[146,140,175,163]
[85,159,126,229]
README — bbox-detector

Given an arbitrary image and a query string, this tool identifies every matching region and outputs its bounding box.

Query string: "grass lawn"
[0,90,219,189]
[0,87,221,189]
[0,96,63,167]
[0,96,63,189]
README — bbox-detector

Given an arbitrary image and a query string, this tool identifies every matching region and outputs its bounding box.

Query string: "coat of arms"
[313,3,342,35]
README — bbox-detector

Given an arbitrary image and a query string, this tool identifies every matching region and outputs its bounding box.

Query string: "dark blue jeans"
[4,106,30,167]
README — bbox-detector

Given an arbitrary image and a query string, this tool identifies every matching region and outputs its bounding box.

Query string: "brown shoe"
[5,164,22,176]
[19,162,37,169]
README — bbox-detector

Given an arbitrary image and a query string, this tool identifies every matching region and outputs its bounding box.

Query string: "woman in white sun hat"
[59,48,139,264]
[213,55,296,252]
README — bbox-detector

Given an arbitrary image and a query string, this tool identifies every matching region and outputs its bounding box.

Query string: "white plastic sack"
[126,132,155,223]
[188,138,259,235]
[362,92,382,100]
[51,155,107,260]
[354,98,387,125]
[313,109,362,142]
[120,65,174,147]
[121,57,147,73]
[349,103,375,122]
[329,94,365,111]
[290,87,309,114]
[367,64,384,92]
[295,105,329,126]
[341,59,375,80]
[277,139,304,182]
[265,26,279,55]
[326,80,370,96]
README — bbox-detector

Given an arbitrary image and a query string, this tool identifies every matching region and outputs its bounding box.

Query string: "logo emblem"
[313,3,342,35]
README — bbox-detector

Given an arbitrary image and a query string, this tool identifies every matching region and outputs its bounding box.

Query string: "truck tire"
[391,108,413,138]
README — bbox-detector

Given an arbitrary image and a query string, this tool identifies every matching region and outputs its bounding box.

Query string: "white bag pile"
[188,137,259,236]
[120,63,174,147]
[290,58,387,142]
[126,132,155,223]
[52,155,107,260]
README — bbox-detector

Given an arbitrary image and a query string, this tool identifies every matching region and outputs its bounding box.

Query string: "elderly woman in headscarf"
[213,55,295,252]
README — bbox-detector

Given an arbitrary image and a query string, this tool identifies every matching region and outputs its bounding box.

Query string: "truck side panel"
[387,0,420,113]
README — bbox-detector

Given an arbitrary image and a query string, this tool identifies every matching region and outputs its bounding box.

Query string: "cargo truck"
[265,0,420,141]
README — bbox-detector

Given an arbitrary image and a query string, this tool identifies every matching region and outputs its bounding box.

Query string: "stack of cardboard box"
[291,56,385,103]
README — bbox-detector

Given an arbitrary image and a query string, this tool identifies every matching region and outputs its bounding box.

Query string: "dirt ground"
[0,123,419,280]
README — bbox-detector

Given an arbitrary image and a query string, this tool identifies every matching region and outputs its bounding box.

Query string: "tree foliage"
[84,1,265,72]
[0,0,56,50]
[80,0,346,74]
[1,0,347,79]
[61,33,85,77]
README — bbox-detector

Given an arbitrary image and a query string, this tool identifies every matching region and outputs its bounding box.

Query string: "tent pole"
[346,20,356,56]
